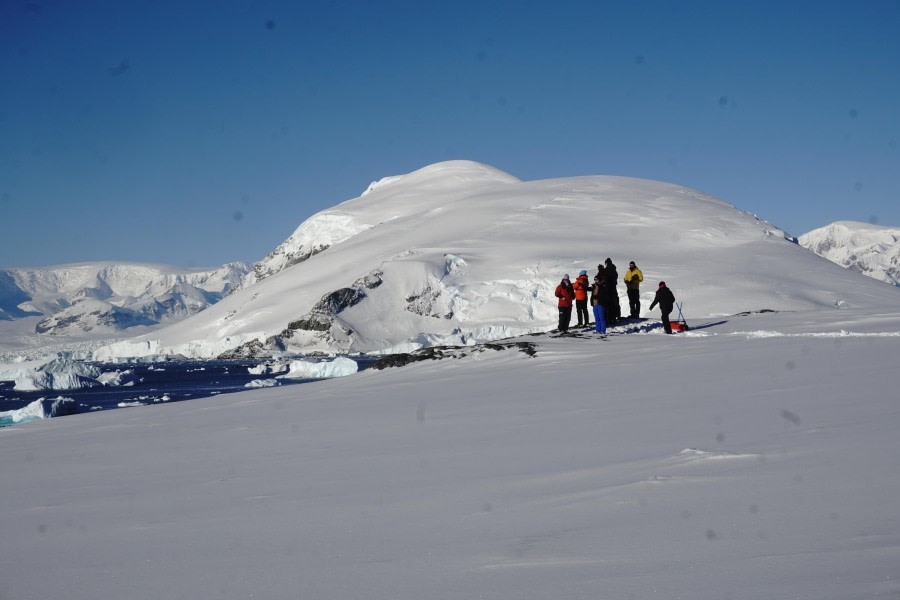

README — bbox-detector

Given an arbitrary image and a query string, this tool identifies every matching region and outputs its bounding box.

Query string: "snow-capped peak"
[799,221,900,286]
[362,160,521,197]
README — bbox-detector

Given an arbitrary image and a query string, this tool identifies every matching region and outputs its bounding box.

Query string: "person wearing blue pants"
[590,274,607,334]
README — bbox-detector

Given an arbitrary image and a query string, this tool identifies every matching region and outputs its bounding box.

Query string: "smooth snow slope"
[95,161,900,359]
[2,309,899,599]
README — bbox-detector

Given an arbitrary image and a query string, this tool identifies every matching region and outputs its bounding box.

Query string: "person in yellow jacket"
[623,260,644,319]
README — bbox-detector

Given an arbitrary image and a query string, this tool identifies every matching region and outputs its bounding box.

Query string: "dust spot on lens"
[849,108,859,118]
[749,504,759,514]
[706,529,719,540]
[108,61,130,77]
[233,211,244,222]
[715,432,725,444]
[635,55,645,65]
[869,215,879,225]
[265,19,276,30]
[785,360,795,371]
[780,409,801,426]
[718,95,728,107]
[854,181,863,192]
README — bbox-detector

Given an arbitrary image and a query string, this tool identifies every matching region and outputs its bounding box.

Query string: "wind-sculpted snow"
[85,160,899,360]
[799,221,900,286]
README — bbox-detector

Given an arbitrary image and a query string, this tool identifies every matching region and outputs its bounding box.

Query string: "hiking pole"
[676,302,689,331]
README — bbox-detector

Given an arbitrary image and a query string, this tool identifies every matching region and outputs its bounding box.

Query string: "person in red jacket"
[554,274,575,333]
[572,269,591,327]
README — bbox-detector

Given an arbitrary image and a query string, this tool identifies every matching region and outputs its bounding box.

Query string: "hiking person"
[572,270,591,327]
[623,260,644,318]
[648,281,676,334]
[604,258,621,323]
[590,274,607,334]
[554,274,575,333]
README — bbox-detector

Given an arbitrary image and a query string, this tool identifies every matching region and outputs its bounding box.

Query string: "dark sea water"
[0,360,334,427]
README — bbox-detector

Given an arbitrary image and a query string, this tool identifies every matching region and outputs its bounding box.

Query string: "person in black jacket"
[603,258,621,323]
[648,281,676,334]
[590,274,609,334]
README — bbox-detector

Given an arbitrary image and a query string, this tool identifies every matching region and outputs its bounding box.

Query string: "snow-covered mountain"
[798,221,900,286]
[94,161,899,361]
[0,261,250,334]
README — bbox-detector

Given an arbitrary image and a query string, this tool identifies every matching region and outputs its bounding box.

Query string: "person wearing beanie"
[623,260,644,319]
[648,281,676,334]
[572,269,591,327]
[554,274,575,333]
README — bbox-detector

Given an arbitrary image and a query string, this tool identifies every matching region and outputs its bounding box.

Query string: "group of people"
[554,258,677,335]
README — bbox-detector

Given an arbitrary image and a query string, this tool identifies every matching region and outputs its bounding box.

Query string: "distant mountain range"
[0,262,250,334]
[798,221,900,286]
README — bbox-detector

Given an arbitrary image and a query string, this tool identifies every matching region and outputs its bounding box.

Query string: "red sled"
[671,302,689,332]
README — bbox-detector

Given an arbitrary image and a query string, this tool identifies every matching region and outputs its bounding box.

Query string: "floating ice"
[14,371,100,391]
[279,357,358,379]
[248,362,289,376]
[96,369,138,387]
[0,397,80,426]
[245,378,280,388]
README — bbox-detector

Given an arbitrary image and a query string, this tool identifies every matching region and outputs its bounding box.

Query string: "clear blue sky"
[2,0,898,268]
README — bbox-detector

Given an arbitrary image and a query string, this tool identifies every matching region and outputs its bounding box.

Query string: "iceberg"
[248,362,289,376]
[96,369,138,387]
[14,371,100,391]
[0,397,80,426]
[245,378,280,388]
[278,357,358,379]
[38,357,101,378]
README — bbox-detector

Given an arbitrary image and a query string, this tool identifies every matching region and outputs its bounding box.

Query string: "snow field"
[1,309,899,599]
